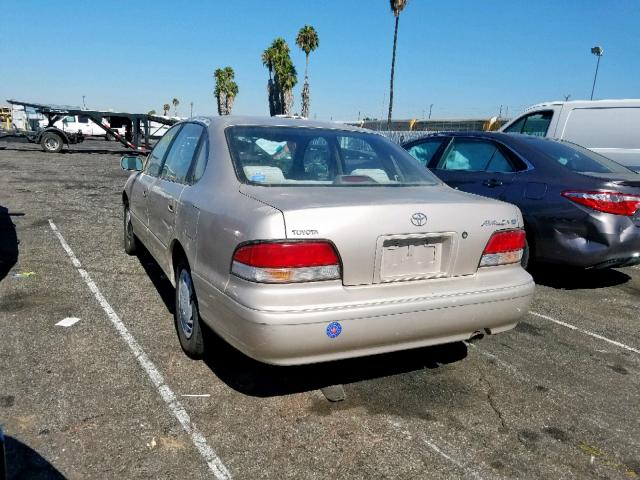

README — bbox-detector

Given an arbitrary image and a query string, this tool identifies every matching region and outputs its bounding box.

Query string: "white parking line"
[48,220,231,480]
[466,342,528,381]
[387,420,484,479]
[422,439,484,480]
[529,311,640,355]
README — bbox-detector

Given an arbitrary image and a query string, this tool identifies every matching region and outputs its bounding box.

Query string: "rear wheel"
[40,132,63,153]
[123,205,137,255]
[174,261,205,359]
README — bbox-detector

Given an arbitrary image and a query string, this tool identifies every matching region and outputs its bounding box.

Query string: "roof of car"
[187,115,369,133]
[402,131,513,142]
[401,131,568,150]
[523,99,640,111]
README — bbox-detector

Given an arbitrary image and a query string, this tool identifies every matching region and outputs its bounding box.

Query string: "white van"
[500,99,640,171]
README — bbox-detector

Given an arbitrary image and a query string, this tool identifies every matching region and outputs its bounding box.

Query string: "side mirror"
[120,155,143,171]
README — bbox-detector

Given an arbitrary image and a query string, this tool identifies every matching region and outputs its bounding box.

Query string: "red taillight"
[480,229,526,267]
[232,241,341,283]
[483,230,526,254]
[562,190,640,216]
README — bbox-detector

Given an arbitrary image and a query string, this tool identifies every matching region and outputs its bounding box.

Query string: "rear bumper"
[195,267,534,365]
[535,212,640,268]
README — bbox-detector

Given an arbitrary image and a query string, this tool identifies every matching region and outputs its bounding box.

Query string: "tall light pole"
[428,103,434,119]
[590,46,603,100]
[190,102,193,117]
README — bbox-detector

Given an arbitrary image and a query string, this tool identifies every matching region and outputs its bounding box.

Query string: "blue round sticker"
[326,322,342,338]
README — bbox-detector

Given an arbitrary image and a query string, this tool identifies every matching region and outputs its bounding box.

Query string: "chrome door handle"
[167,204,175,213]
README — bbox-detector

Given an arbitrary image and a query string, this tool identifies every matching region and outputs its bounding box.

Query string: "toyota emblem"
[410,212,427,227]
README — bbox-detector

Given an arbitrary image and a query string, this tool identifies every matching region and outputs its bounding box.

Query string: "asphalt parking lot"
[1,139,639,479]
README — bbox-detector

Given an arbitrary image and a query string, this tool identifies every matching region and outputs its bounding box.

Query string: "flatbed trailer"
[3,100,178,153]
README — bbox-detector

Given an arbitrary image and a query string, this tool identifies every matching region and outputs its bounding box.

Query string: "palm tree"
[214,68,228,115]
[262,46,278,116]
[162,103,170,116]
[224,68,239,115]
[387,0,409,129]
[214,67,239,115]
[279,60,297,116]
[262,38,297,116]
[296,25,319,118]
[272,38,297,115]
[172,98,180,116]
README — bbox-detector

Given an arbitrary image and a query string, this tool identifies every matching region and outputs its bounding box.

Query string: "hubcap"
[45,138,59,150]
[177,269,194,339]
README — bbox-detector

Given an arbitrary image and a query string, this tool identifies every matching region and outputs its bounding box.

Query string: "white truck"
[501,99,640,171]
[50,114,126,139]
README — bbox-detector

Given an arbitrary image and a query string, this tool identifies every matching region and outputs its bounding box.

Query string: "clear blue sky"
[1,0,638,120]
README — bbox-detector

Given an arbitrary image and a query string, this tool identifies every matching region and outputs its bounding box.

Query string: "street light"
[590,46,603,100]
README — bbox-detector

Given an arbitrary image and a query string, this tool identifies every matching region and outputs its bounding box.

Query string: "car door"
[60,115,78,133]
[130,124,182,243]
[427,137,518,200]
[146,123,205,266]
[76,114,93,135]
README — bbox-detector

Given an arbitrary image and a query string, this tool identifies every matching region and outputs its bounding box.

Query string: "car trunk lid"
[240,185,523,285]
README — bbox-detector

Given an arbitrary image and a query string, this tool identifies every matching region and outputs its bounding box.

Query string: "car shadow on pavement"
[0,144,136,155]
[135,247,175,314]
[202,332,468,398]
[531,264,631,290]
[3,435,66,479]
[0,206,20,282]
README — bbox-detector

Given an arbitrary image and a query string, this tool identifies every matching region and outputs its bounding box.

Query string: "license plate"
[380,238,442,281]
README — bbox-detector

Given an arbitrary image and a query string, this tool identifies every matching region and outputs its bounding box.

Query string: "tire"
[174,260,205,359]
[123,205,137,255]
[40,132,63,153]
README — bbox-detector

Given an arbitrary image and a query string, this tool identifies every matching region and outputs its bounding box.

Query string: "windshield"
[226,126,440,186]
[535,139,635,174]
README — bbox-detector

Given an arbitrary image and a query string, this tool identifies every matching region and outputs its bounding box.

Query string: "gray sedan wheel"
[123,205,137,255]
[174,262,205,359]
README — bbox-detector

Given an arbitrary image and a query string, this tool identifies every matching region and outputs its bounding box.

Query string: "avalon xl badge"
[410,212,427,227]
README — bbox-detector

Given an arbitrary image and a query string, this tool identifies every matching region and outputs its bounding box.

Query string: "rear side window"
[437,139,514,172]
[145,124,181,176]
[190,133,209,184]
[537,140,634,174]
[505,111,553,137]
[406,139,446,166]
[161,123,205,183]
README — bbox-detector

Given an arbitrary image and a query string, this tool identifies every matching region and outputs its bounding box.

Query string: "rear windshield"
[226,126,440,186]
[535,139,635,174]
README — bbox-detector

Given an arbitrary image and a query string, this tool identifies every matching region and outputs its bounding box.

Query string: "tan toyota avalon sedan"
[121,116,534,365]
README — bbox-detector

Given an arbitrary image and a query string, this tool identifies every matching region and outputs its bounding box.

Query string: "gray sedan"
[121,116,534,365]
